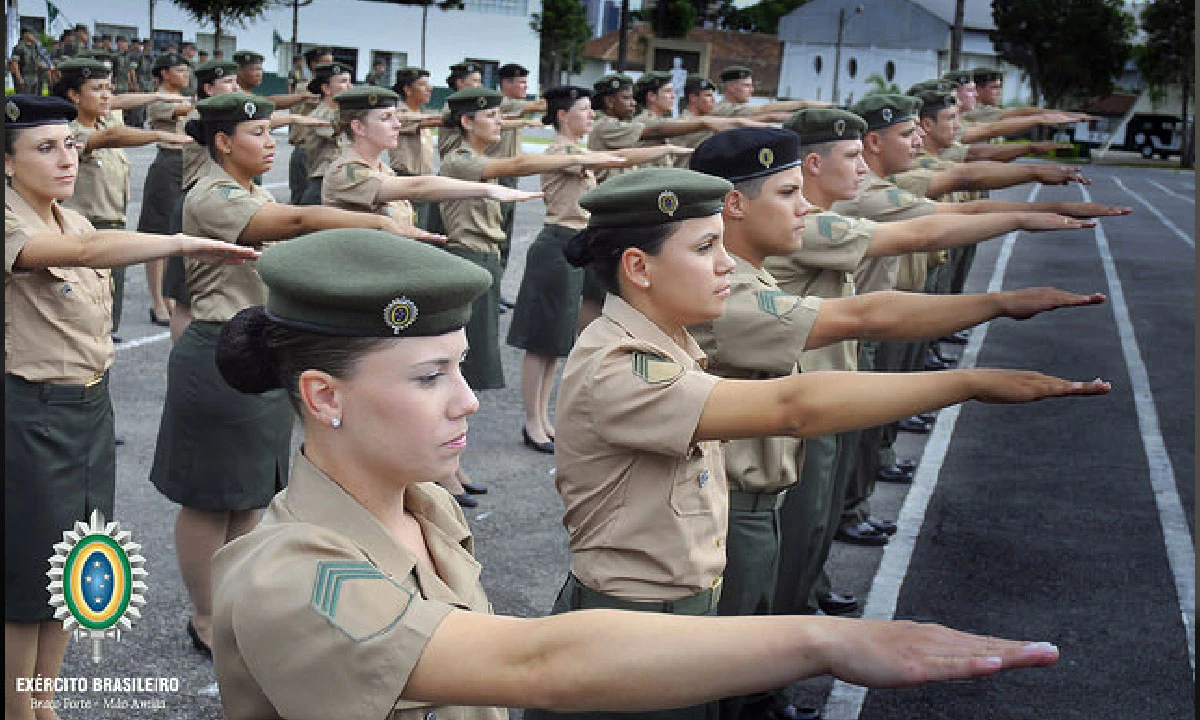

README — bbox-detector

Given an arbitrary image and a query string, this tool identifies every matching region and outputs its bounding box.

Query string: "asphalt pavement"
[47,142,1194,720]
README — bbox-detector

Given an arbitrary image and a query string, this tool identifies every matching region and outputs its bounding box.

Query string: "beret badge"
[214,67,225,78]
[610,79,620,89]
[81,67,92,79]
[368,93,378,106]
[476,96,488,108]
[569,88,578,99]
[834,118,846,136]
[881,108,893,123]
[244,101,257,117]
[384,297,419,335]
[6,100,19,122]
[758,147,774,169]
[657,190,680,217]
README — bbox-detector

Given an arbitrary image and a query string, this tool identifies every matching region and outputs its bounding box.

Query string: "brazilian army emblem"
[476,96,488,108]
[81,67,92,79]
[881,108,894,123]
[244,101,257,117]
[214,67,225,77]
[833,119,846,137]
[758,148,774,168]
[47,510,146,663]
[6,100,20,121]
[384,296,419,334]
[657,190,679,217]
[367,93,378,106]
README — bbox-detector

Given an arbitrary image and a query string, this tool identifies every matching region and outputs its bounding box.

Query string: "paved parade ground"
[53,142,1194,719]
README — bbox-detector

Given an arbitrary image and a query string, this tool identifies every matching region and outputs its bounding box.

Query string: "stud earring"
[331,418,341,428]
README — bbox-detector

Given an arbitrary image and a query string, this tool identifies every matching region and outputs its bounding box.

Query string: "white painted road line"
[1080,185,1195,677]
[822,184,1042,720]
[114,331,170,353]
[1111,177,1195,248]
[1147,180,1195,204]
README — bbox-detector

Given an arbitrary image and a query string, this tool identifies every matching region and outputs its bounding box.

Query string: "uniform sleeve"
[5,212,30,273]
[185,182,268,243]
[219,528,455,720]
[147,101,175,124]
[70,121,99,158]
[835,183,937,223]
[889,167,933,198]
[587,342,720,457]
[593,118,644,149]
[500,97,528,115]
[706,284,821,376]
[939,142,969,163]
[792,213,877,273]
[440,148,487,182]
[323,161,384,208]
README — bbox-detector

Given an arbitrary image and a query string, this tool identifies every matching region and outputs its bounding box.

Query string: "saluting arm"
[963,142,1072,162]
[238,204,446,245]
[867,211,1093,257]
[83,125,192,150]
[110,92,189,111]
[377,175,542,203]
[607,144,693,166]
[263,92,316,110]
[961,114,1075,143]
[479,151,627,180]
[948,199,1131,218]
[752,99,831,114]
[925,160,1088,198]
[11,230,259,270]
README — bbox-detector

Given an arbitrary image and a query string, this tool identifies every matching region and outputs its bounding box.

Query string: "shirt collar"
[601,293,709,370]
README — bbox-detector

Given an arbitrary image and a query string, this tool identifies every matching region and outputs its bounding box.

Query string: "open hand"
[999,287,1106,320]
[491,187,544,203]
[160,132,195,146]
[177,236,261,264]
[969,368,1110,403]
[1021,212,1096,231]
[1054,202,1133,218]
[382,218,447,244]
[1035,164,1090,185]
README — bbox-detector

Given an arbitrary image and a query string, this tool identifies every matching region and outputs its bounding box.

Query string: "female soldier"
[148,92,440,658]
[3,94,256,720]
[208,227,1067,720]
[298,61,351,206]
[390,66,448,230]
[530,167,1109,720]
[506,86,691,452]
[54,57,194,336]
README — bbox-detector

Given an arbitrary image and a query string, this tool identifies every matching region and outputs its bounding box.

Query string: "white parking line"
[114,331,170,353]
[1111,177,1195,248]
[822,185,1042,720]
[1147,180,1195,204]
[1080,185,1195,677]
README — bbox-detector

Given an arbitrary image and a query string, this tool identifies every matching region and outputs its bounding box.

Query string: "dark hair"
[563,223,675,294]
[4,127,21,155]
[185,117,242,160]
[337,107,371,139]
[543,95,584,128]
[218,306,394,413]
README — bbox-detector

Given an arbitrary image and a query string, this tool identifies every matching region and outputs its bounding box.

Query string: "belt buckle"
[84,372,104,388]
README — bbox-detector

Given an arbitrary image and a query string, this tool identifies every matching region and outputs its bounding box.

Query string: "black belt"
[564,573,721,615]
[6,371,110,401]
[729,489,785,513]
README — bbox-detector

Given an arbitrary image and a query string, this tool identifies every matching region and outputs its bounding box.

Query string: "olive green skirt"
[136,148,181,234]
[445,245,505,390]
[150,322,291,510]
[162,188,192,306]
[507,224,584,357]
[5,373,115,622]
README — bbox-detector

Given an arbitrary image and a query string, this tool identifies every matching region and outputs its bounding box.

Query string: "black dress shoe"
[817,591,859,616]
[150,308,171,327]
[898,416,932,433]
[918,410,937,423]
[835,521,889,546]
[768,703,821,720]
[187,620,212,660]
[522,427,554,454]
[866,516,897,535]
[896,458,917,473]
[453,493,479,508]
[940,330,970,345]
[461,481,488,495]
[877,463,914,483]
[499,296,516,309]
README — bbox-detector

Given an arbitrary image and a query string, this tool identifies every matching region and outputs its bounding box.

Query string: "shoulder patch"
[757,290,801,318]
[310,560,415,641]
[885,188,916,207]
[817,214,851,242]
[5,213,21,234]
[346,162,367,183]
[219,184,251,201]
[631,351,684,384]
[917,156,939,170]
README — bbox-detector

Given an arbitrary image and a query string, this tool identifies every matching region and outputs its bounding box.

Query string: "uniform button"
[715,537,722,548]
[425,712,436,720]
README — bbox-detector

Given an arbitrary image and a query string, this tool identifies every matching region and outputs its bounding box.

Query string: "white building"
[11,0,542,91]
[776,0,1030,106]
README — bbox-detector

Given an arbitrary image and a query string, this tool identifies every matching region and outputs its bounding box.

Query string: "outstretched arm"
[240,204,446,245]
[377,174,542,203]
[110,92,190,111]
[949,199,1132,218]
[867,211,1095,257]
[480,151,627,180]
[12,230,258,270]
[82,125,193,151]
[964,141,1074,163]
[925,160,1088,198]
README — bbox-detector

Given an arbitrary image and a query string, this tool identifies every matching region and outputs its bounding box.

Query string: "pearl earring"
[331,418,341,428]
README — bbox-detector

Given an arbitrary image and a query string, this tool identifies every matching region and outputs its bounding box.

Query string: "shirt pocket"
[43,266,107,321]
[669,442,718,517]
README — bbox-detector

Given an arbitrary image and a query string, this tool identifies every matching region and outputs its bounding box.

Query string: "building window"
[97,23,138,42]
[152,30,183,53]
[814,56,823,74]
[460,0,529,15]
[196,32,237,57]
[847,57,857,79]
[885,61,895,81]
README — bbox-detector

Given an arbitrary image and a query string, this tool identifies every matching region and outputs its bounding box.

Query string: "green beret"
[233,49,264,66]
[195,91,275,123]
[259,230,492,338]
[335,85,399,111]
[580,167,732,229]
[784,108,867,144]
[78,49,114,65]
[593,73,633,97]
[636,71,673,89]
[909,89,957,116]
[684,75,716,95]
[719,65,752,82]
[154,52,188,70]
[446,87,503,115]
[195,59,240,85]
[851,94,922,130]
[942,69,974,86]
[57,58,111,82]
[497,63,529,79]
[972,67,1003,84]
[5,95,77,128]
[908,79,957,95]
[450,62,481,76]
[543,85,591,104]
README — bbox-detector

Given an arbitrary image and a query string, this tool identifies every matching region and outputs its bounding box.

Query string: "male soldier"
[631,71,680,166]
[288,46,333,204]
[287,54,307,93]
[670,74,718,164]
[111,36,133,94]
[74,24,91,51]
[233,49,312,109]
[9,28,43,95]
[950,67,1090,141]
[55,27,78,62]
[687,126,1107,720]
[364,58,387,86]
[713,65,826,120]
[198,49,210,64]
[389,66,446,229]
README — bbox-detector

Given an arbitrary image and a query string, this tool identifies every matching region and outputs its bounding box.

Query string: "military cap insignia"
[81,66,92,79]
[384,296,418,334]
[346,163,366,182]
[657,190,679,217]
[817,214,851,242]
[833,118,846,137]
[310,561,415,641]
[881,108,893,123]
[367,93,378,106]
[757,290,800,318]
[6,100,19,122]
[476,96,488,108]
[610,78,620,89]
[220,185,251,200]
[758,147,774,168]
[568,88,578,99]
[244,101,257,117]
[631,351,684,384]
[214,67,225,78]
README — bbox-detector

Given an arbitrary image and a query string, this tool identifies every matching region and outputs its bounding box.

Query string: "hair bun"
[216,306,283,393]
[184,118,207,146]
[562,229,592,267]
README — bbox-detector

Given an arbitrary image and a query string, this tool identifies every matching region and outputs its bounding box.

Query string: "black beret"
[907,79,957,95]
[942,69,974,86]
[851,94,922,130]
[335,85,400,111]
[690,127,801,183]
[719,65,752,82]
[446,87,503,115]
[972,67,1003,84]
[497,63,529,79]
[4,94,77,128]
[195,92,275,123]
[57,58,112,82]
[580,167,732,229]
[303,47,330,64]
[195,59,240,86]
[593,73,633,97]
[115,35,128,42]
[784,108,867,144]
[450,62,481,76]
[684,75,716,95]
[233,49,265,66]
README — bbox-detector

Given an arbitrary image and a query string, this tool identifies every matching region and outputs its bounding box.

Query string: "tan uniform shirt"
[438,121,464,159]
[556,294,725,601]
[961,105,1004,124]
[587,111,644,184]
[632,109,671,167]
[322,147,416,227]
[64,118,130,224]
[301,103,342,179]
[540,140,595,231]
[689,256,820,494]
[765,212,877,372]
[831,170,936,294]
[147,99,188,150]
[672,109,712,167]
[710,99,754,118]
[389,105,436,176]
[438,146,504,255]
[213,451,505,720]
[5,192,112,383]
[492,96,530,159]
[182,163,273,323]
[939,141,969,163]
[288,96,319,148]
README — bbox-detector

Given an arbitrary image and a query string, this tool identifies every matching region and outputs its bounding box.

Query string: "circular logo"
[833,118,847,136]
[81,67,92,79]
[5,100,19,122]
[367,93,378,106]
[476,96,488,109]
[881,108,894,123]
[657,190,679,217]
[244,101,257,117]
[384,297,419,334]
[758,147,774,168]
[214,67,224,77]
[62,534,131,630]
[610,78,620,89]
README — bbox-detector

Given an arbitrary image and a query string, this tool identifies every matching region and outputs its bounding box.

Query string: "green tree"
[1135,0,1194,166]
[531,0,591,87]
[650,0,698,38]
[169,0,274,50]
[717,0,810,34]
[862,73,900,97]
[991,0,1135,109]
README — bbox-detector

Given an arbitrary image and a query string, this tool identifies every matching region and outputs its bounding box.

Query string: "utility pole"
[616,0,629,72]
[949,0,964,71]
[832,4,861,105]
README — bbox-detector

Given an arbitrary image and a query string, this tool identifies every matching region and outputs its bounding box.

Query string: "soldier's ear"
[724,189,748,220]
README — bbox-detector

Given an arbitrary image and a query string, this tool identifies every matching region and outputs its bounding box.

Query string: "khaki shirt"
[540,140,595,231]
[492,96,530,159]
[961,105,1004,124]
[147,99,188,150]
[323,147,416,227]
[556,294,725,601]
[672,109,712,167]
[301,103,341,179]
[438,121,464,159]
[939,141,969,163]
[389,105,436,176]
[832,170,936,294]
[632,109,670,153]
[689,256,820,494]
[587,111,644,184]
[710,99,754,118]
[63,118,130,224]
[438,146,504,255]
[182,163,273,322]
[213,451,505,720]
[5,192,112,384]
[288,96,319,147]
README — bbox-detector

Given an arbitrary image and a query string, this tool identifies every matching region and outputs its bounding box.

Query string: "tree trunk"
[949,0,964,71]
[616,0,629,72]
[149,0,155,48]
[551,50,562,88]
[213,16,222,54]
[421,4,429,69]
